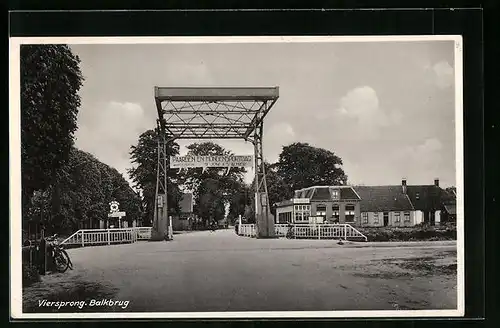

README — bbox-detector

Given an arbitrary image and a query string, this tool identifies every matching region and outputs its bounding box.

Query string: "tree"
[27,148,142,234]
[445,186,457,195]
[21,45,84,219]
[128,129,182,226]
[178,142,247,224]
[275,142,348,192]
[227,180,252,224]
[196,178,226,224]
[264,163,294,216]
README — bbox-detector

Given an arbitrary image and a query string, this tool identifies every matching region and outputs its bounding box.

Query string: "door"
[383,212,389,226]
[429,211,436,226]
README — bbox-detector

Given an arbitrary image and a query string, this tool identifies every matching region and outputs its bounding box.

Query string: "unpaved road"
[24,229,457,312]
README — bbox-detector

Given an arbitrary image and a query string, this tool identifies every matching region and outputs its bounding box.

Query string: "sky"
[71,40,457,188]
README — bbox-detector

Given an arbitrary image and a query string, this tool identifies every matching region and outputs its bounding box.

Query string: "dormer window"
[416,192,420,200]
[331,189,339,200]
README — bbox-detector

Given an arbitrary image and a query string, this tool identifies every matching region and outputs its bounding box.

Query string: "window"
[373,213,379,224]
[394,212,401,223]
[345,204,355,222]
[332,205,340,222]
[404,212,411,222]
[316,204,327,217]
[362,212,368,224]
[331,189,339,200]
[294,205,311,223]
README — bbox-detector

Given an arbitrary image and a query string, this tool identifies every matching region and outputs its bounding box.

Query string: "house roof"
[405,185,455,211]
[294,186,361,201]
[275,199,293,207]
[281,183,456,213]
[311,187,332,200]
[179,193,193,213]
[353,186,414,212]
[340,187,360,200]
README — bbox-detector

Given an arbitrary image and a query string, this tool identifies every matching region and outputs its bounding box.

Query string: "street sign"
[108,211,126,218]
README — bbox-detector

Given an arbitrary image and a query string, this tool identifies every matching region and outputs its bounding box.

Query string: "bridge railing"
[275,224,289,237]
[238,224,256,237]
[241,223,367,241]
[61,227,153,247]
[135,227,152,240]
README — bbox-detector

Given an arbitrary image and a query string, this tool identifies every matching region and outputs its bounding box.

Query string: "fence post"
[38,230,47,275]
[318,225,321,240]
[238,215,242,235]
[107,229,110,245]
[81,230,84,247]
[344,225,347,240]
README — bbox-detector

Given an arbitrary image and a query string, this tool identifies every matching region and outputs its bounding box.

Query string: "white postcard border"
[9,35,465,319]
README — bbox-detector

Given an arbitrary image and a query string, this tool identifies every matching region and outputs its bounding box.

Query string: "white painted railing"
[238,224,257,237]
[61,227,153,247]
[135,227,152,240]
[275,224,290,237]
[241,223,367,241]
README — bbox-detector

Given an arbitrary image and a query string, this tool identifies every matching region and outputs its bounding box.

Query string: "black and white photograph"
[10,36,464,318]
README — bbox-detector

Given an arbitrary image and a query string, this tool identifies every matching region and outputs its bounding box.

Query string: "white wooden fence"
[61,227,152,247]
[238,224,257,237]
[240,223,367,241]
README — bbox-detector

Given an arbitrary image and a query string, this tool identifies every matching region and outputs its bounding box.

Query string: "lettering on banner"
[170,155,253,176]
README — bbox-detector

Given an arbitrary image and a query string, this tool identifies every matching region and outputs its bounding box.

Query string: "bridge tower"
[152,87,279,240]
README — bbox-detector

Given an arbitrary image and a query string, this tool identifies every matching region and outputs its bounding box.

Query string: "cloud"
[331,86,403,141]
[338,86,402,126]
[264,122,297,163]
[75,101,152,184]
[391,137,446,184]
[428,60,454,89]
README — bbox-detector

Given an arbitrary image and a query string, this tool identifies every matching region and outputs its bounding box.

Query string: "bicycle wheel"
[61,249,73,270]
[53,249,69,273]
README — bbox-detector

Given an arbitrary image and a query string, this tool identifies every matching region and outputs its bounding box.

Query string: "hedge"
[23,263,40,287]
[358,223,457,242]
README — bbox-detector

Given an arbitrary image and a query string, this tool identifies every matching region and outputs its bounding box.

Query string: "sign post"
[108,201,126,228]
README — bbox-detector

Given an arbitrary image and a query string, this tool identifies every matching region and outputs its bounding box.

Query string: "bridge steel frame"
[151,86,279,241]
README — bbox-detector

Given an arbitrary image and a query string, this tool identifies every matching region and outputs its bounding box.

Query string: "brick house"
[275,178,456,227]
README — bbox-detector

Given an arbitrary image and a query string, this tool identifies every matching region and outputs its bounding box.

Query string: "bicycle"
[46,234,73,273]
[285,224,295,239]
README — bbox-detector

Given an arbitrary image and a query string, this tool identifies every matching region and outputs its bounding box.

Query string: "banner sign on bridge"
[170,155,253,174]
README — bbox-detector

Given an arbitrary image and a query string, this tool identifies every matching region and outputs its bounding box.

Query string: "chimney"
[402,178,407,194]
[434,178,439,187]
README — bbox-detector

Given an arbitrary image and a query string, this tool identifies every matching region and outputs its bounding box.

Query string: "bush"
[359,225,457,242]
[23,263,40,287]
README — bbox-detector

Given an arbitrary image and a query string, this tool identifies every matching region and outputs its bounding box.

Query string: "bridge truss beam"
[152,87,279,240]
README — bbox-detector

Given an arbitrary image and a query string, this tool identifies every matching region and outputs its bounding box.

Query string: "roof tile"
[353,186,414,212]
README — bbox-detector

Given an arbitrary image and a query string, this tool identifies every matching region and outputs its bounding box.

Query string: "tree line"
[21,44,350,234]
[21,45,141,235]
[128,130,349,226]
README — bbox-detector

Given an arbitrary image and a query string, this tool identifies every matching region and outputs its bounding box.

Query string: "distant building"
[275,178,456,227]
[172,193,196,231]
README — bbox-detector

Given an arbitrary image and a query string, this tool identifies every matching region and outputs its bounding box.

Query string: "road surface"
[24,229,457,313]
